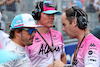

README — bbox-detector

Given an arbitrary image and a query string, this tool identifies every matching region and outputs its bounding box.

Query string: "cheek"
[64,25,68,30]
[23,33,31,40]
[52,17,54,20]
[64,26,70,32]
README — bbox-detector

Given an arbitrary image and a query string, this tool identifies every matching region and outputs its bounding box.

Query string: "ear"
[15,30,21,37]
[72,18,77,27]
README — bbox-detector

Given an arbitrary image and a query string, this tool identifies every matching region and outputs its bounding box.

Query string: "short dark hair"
[9,28,22,39]
[64,8,75,24]
[64,7,88,24]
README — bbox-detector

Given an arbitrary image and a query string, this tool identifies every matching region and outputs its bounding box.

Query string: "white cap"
[11,13,42,29]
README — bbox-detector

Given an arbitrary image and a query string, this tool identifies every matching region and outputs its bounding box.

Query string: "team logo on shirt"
[35,37,41,43]
[21,54,26,58]
[88,43,97,50]
[38,44,60,57]
[52,34,60,40]
[89,43,96,47]
[72,58,78,65]
[88,50,93,55]
[89,59,97,62]
[53,35,56,37]
[53,34,58,40]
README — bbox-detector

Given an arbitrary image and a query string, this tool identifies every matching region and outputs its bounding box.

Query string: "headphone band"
[32,1,43,20]
[72,6,86,17]
[72,5,88,29]
[37,2,42,12]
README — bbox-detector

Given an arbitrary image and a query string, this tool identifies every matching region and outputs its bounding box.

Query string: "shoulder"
[5,41,18,53]
[87,34,100,42]
[50,28,62,36]
[84,34,100,47]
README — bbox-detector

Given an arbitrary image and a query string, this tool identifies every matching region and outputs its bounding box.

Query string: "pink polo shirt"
[72,34,100,67]
[26,28,65,67]
[0,44,2,49]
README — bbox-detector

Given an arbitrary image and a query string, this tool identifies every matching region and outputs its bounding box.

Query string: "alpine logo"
[53,35,56,37]
[35,37,41,42]
[16,20,22,23]
[89,43,96,47]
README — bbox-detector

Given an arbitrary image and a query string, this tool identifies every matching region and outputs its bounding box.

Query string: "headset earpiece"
[32,2,42,20]
[77,16,87,29]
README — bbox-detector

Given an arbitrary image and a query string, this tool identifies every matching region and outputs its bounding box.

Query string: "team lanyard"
[37,30,55,65]
[37,30,54,52]
[72,32,90,65]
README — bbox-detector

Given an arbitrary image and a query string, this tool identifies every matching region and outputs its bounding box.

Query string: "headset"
[0,23,1,30]
[72,5,88,29]
[32,1,43,20]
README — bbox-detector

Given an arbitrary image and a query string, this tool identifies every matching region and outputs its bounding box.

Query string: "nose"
[62,26,65,31]
[31,31,35,36]
[50,14,54,20]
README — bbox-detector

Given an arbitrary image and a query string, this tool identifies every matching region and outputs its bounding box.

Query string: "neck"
[36,27,50,34]
[12,38,25,47]
[77,28,90,42]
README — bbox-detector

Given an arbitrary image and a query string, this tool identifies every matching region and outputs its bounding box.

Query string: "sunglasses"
[22,28,37,34]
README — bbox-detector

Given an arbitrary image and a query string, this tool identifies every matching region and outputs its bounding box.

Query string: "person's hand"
[47,63,54,67]
[53,59,66,67]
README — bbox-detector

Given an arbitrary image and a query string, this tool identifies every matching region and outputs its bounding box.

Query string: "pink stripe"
[15,24,24,27]
[43,5,55,11]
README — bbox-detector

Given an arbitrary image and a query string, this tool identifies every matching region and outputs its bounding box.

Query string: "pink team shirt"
[0,43,2,49]
[26,29,65,67]
[72,34,100,67]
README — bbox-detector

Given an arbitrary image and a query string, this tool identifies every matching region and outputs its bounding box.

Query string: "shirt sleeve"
[61,33,65,55]
[0,60,17,67]
[84,43,100,67]
[61,43,65,55]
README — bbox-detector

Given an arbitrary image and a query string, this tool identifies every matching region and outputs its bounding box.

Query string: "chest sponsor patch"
[38,44,60,57]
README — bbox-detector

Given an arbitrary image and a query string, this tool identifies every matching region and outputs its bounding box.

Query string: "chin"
[70,36,76,39]
[47,26,52,28]
[49,24,53,27]
[69,36,74,39]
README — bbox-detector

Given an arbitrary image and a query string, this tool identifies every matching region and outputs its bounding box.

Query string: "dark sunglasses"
[22,28,37,34]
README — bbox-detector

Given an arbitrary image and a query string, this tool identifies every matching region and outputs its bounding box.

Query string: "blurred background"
[0,0,100,64]
[0,0,100,44]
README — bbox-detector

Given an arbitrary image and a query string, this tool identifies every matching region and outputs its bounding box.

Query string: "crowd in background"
[0,0,100,66]
[0,0,100,39]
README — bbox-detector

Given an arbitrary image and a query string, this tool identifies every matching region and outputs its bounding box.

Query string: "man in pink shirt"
[25,1,67,67]
[0,43,1,49]
[53,5,100,67]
